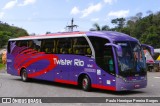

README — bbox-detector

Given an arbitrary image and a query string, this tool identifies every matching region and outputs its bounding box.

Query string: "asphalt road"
[0,71,160,106]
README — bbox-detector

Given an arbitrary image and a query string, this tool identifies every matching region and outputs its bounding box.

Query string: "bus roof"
[9,31,138,42]
[86,31,138,42]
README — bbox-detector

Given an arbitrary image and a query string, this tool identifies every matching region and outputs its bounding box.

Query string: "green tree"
[0,31,10,48]
[141,26,159,48]
[111,18,126,31]
[0,21,29,48]
[90,23,109,31]
[111,11,160,48]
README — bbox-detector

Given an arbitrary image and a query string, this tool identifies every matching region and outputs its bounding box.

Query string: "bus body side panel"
[93,70,116,91]
[7,54,19,76]
[52,55,95,85]
[7,45,117,90]
[51,54,117,91]
[7,43,117,91]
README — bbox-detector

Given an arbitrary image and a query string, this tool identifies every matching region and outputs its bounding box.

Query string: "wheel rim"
[83,78,88,88]
[22,71,27,81]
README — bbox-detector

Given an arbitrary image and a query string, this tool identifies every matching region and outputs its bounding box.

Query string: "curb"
[0,69,7,73]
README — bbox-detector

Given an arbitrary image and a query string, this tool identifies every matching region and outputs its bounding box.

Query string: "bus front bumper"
[116,78,147,91]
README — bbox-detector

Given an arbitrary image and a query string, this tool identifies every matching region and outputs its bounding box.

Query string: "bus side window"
[52,40,56,53]
[34,42,41,52]
[73,37,92,57]
[88,36,115,75]
[28,40,35,49]
[17,40,27,47]
[41,39,55,54]
[7,41,11,54]
[16,41,21,47]
[108,57,114,72]
[56,40,59,53]
[56,39,66,54]
[73,38,79,54]
[86,48,92,56]
[104,47,115,74]
[56,38,72,54]
[68,38,73,54]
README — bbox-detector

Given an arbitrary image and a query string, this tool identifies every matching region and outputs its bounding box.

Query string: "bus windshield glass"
[116,41,146,77]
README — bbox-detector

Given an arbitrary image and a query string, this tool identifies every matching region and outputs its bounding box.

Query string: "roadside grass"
[0,63,6,71]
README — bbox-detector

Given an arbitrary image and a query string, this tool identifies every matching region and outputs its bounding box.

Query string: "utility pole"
[66,18,78,32]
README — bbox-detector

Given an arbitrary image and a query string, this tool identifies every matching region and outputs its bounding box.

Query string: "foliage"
[90,23,109,31]
[91,11,160,48]
[111,18,126,31]
[0,21,29,48]
[122,11,160,48]
[0,56,5,70]
[0,64,5,70]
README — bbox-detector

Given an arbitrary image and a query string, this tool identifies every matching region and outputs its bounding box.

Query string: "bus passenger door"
[101,47,116,90]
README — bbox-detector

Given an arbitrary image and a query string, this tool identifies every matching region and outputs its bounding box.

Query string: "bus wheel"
[82,75,91,91]
[21,69,28,82]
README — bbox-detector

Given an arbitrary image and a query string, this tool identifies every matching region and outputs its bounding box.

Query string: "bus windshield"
[116,41,146,77]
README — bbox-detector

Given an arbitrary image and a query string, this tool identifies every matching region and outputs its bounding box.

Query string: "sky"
[0,0,160,35]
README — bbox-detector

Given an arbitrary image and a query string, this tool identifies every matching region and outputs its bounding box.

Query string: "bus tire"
[21,69,28,82]
[82,75,91,91]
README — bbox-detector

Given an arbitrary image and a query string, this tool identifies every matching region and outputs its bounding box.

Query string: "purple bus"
[7,31,150,91]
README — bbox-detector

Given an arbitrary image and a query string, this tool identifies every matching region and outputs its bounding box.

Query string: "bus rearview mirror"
[105,43,122,57]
